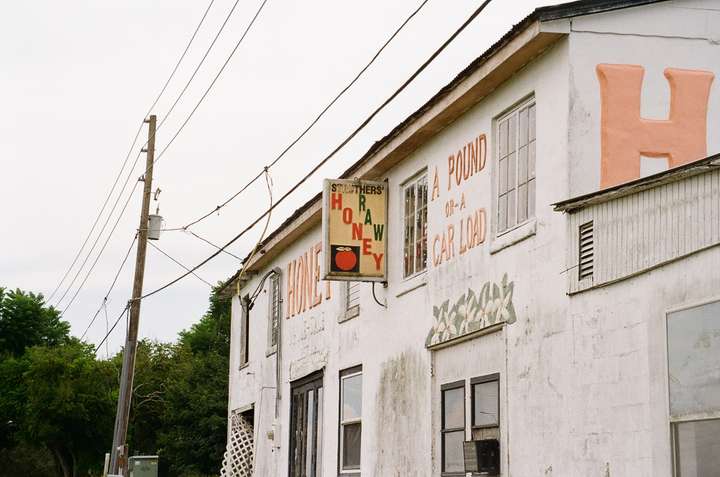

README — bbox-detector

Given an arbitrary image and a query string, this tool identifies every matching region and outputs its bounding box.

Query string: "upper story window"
[340,281,361,322]
[339,366,362,474]
[402,172,428,278]
[497,98,535,234]
[267,271,281,353]
[667,300,720,476]
[239,294,251,368]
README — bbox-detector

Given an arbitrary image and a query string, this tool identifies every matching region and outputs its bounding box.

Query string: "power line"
[157,0,241,131]
[48,0,216,304]
[79,234,138,341]
[148,240,212,287]
[57,0,269,310]
[94,304,130,354]
[165,0,432,232]
[184,229,244,261]
[61,178,141,316]
[153,0,270,166]
[138,0,496,302]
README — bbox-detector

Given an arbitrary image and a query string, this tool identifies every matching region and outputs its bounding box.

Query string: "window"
[403,172,428,278]
[339,366,362,474]
[471,375,500,441]
[239,294,251,367]
[441,381,465,475]
[497,99,535,234]
[267,271,281,353]
[667,300,720,476]
[341,281,361,322]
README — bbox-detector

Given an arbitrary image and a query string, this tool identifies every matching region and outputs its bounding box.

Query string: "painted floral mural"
[425,274,516,348]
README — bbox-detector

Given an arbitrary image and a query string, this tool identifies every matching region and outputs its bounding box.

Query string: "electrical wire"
[56,0,269,310]
[61,179,141,316]
[148,240,212,287]
[137,0,495,302]
[79,233,138,340]
[153,0,270,166]
[48,0,216,304]
[156,0,240,130]
[94,304,130,354]
[184,229,244,261]
[165,0,432,232]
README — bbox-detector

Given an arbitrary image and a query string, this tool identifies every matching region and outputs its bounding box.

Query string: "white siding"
[567,169,720,293]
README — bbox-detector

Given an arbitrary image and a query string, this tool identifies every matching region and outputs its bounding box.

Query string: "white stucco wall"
[226,2,720,476]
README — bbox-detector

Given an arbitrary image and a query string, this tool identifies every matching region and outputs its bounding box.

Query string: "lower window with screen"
[441,375,501,476]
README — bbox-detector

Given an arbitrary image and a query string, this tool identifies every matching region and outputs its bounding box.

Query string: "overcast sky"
[0,0,563,355]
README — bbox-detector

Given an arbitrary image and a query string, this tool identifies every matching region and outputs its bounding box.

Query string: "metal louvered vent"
[578,221,594,280]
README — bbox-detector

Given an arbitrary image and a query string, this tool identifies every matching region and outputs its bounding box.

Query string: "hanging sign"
[322,179,387,282]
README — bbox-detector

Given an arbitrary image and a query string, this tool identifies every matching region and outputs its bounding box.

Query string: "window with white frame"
[267,271,281,353]
[402,172,428,278]
[667,300,720,476]
[497,98,535,234]
[341,281,361,322]
[339,366,362,474]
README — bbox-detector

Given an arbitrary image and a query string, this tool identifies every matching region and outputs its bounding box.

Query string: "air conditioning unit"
[463,439,499,475]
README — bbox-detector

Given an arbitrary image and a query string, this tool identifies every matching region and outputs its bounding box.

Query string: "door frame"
[289,370,324,477]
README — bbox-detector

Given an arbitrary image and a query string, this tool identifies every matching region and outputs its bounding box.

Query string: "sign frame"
[321,178,388,282]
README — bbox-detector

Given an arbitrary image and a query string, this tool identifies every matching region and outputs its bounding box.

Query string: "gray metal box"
[128,455,158,477]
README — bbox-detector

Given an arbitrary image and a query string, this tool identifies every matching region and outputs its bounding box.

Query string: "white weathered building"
[222,1,720,475]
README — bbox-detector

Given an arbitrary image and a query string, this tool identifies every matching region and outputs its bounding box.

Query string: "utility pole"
[109,115,156,475]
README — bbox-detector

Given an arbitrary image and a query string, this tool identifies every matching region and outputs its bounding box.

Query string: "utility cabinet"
[128,455,158,477]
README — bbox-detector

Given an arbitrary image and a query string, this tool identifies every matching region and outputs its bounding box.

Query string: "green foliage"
[0,286,231,477]
[0,288,70,356]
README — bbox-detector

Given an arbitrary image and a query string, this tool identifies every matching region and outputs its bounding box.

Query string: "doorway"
[289,371,324,477]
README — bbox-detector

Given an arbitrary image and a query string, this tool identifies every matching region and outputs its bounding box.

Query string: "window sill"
[266,347,277,358]
[395,272,427,298]
[490,219,536,254]
[339,305,360,323]
[238,362,250,372]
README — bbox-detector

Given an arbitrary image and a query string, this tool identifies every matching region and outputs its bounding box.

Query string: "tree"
[157,290,230,476]
[19,340,117,477]
[0,288,69,357]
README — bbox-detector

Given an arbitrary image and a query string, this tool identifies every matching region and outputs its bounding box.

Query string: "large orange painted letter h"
[596,64,714,188]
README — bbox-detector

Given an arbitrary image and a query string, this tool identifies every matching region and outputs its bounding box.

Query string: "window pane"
[498,157,507,194]
[443,387,464,429]
[675,419,720,477]
[508,152,517,192]
[518,183,528,223]
[473,381,499,427]
[528,140,536,179]
[518,146,528,184]
[342,422,361,469]
[668,301,720,417]
[498,195,507,233]
[342,374,362,420]
[507,189,516,228]
[529,104,536,141]
[499,120,508,158]
[443,430,465,473]
[519,107,529,146]
[508,114,517,153]
[528,179,535,218]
